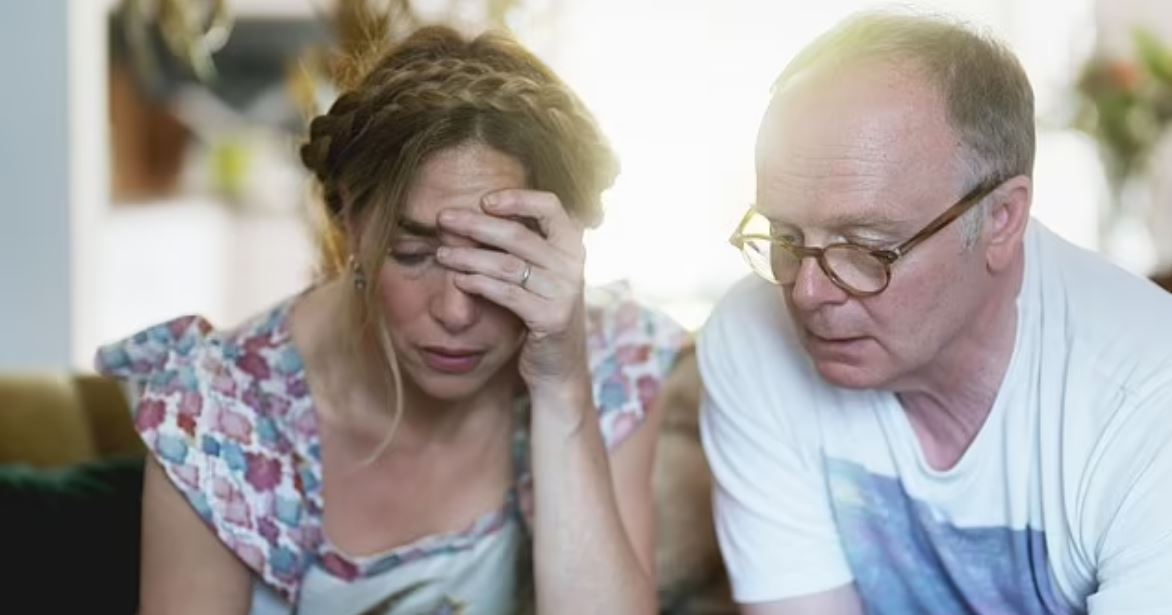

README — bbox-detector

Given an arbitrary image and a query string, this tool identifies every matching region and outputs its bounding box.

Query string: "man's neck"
[895,261,1024,471]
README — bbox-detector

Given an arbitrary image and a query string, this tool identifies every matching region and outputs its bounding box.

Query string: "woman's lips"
[419,347,486,374]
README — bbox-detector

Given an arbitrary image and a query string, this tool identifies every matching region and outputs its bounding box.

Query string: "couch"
[0,374,143,467]
[0,374,145,613]
[1153,269,1172,293]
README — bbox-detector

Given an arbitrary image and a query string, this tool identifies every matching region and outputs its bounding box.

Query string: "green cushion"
[0,456,144,613]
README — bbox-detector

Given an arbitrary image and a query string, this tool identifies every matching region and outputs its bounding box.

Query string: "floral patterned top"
[96,283,689,610]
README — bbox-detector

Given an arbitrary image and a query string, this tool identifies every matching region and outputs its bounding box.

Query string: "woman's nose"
[430,270,480,333]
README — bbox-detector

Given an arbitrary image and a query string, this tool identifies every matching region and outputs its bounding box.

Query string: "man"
[699,11,1172,615]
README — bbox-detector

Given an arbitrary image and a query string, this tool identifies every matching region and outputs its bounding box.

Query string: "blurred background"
[3,0,1172,371]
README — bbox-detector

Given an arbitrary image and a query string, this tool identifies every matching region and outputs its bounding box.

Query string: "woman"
[97,26,687,615]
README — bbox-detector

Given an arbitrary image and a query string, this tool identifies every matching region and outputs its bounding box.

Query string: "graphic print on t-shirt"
[826,458,1073,615]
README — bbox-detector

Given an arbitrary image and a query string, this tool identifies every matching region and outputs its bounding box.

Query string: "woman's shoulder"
[93,292,317,463]
[583,282,690,355]
[95,296,303,384]
[93,293,319,601]
[582,282,692,449]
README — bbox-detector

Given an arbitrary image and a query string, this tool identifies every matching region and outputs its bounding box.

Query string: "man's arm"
[697,280,855,607]
[742,584,866,615]
[1084,389,1172,614]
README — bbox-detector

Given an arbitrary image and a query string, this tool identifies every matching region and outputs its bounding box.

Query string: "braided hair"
[301,26,618,278]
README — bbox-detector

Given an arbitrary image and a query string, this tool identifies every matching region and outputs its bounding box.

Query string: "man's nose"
[788,255,848,311]
[430,271,480,333]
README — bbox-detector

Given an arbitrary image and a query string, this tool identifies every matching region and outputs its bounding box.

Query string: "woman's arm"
[526,380,661,615]
[435,188,661,613]
[139,457,252,614]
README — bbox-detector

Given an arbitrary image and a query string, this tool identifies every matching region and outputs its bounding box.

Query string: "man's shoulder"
[700,276,800,360]
[1018,226,1172,459]
[697,276,826,404]
[704,274,797,333]
[1032,222,1172,329]
[1028,223,1172,388]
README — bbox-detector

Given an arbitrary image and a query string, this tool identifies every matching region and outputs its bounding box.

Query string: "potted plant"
[1073,28,1172,259]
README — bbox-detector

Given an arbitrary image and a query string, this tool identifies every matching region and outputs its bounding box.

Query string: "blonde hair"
[298,26,618,449]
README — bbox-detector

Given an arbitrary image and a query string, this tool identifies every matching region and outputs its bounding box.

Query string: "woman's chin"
[401,360,513,404]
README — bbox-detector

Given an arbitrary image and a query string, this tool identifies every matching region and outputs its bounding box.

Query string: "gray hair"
[772,10,1035,245]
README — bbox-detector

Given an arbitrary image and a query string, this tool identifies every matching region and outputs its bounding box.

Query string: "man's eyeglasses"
[729,178,1005,297]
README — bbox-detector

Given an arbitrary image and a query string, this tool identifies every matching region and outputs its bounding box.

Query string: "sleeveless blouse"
[97,284,689,614]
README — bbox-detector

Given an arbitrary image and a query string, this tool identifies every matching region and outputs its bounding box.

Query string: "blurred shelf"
[229,0,335,19]
[93,198,317,342]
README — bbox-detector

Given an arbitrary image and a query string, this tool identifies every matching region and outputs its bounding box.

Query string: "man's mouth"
[805,329,866,344]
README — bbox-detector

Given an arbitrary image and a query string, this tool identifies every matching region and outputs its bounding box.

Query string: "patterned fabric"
[96,283,688,604]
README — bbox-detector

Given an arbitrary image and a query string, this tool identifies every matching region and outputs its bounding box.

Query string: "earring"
[348,255,367,291]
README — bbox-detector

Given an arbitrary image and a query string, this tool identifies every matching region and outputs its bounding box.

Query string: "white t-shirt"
[699,221,1172,614]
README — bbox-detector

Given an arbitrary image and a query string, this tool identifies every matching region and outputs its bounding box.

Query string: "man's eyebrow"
[396,217,437,238]
[767,211,909,235]
[836,217,908,236]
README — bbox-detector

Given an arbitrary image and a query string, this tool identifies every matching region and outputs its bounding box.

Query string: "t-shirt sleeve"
[697,280,853,603]
[1084,385,1172,614]
[95,316,306,602]
[584,283,691,451]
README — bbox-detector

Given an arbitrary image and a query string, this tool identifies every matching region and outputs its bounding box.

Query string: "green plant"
[1074,29,1172,195]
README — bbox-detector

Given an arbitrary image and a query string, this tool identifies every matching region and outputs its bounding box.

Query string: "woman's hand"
[439,191,659,614]
[434,189,590,398]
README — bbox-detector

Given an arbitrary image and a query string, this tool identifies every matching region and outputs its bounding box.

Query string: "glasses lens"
[823,245,888,294]
[741,237,799,285]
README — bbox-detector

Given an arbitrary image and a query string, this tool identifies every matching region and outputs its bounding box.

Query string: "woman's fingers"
[452,272,575,336]
[436,208,558,268]
[481,189,581,248]
[436,189,584,260]
[436,245,563,299]
[432,189,587,358]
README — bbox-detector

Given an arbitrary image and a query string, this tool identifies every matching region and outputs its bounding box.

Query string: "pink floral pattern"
[96,283,688,603]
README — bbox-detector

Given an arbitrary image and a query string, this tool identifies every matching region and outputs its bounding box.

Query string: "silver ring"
[519,262,532,289]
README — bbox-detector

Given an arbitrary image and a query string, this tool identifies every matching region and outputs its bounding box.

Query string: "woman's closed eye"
[388,239,509,268]
[389,243,436,266]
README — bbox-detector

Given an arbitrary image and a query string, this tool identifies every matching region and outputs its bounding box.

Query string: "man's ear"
[984,175,1032,272]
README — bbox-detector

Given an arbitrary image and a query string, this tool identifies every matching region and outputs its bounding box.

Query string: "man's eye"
[773,232,802,245]
[844,235,890,250]
[769,225,802,245]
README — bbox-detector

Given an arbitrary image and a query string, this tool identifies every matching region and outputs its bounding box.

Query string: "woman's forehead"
[401,145,528,219]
